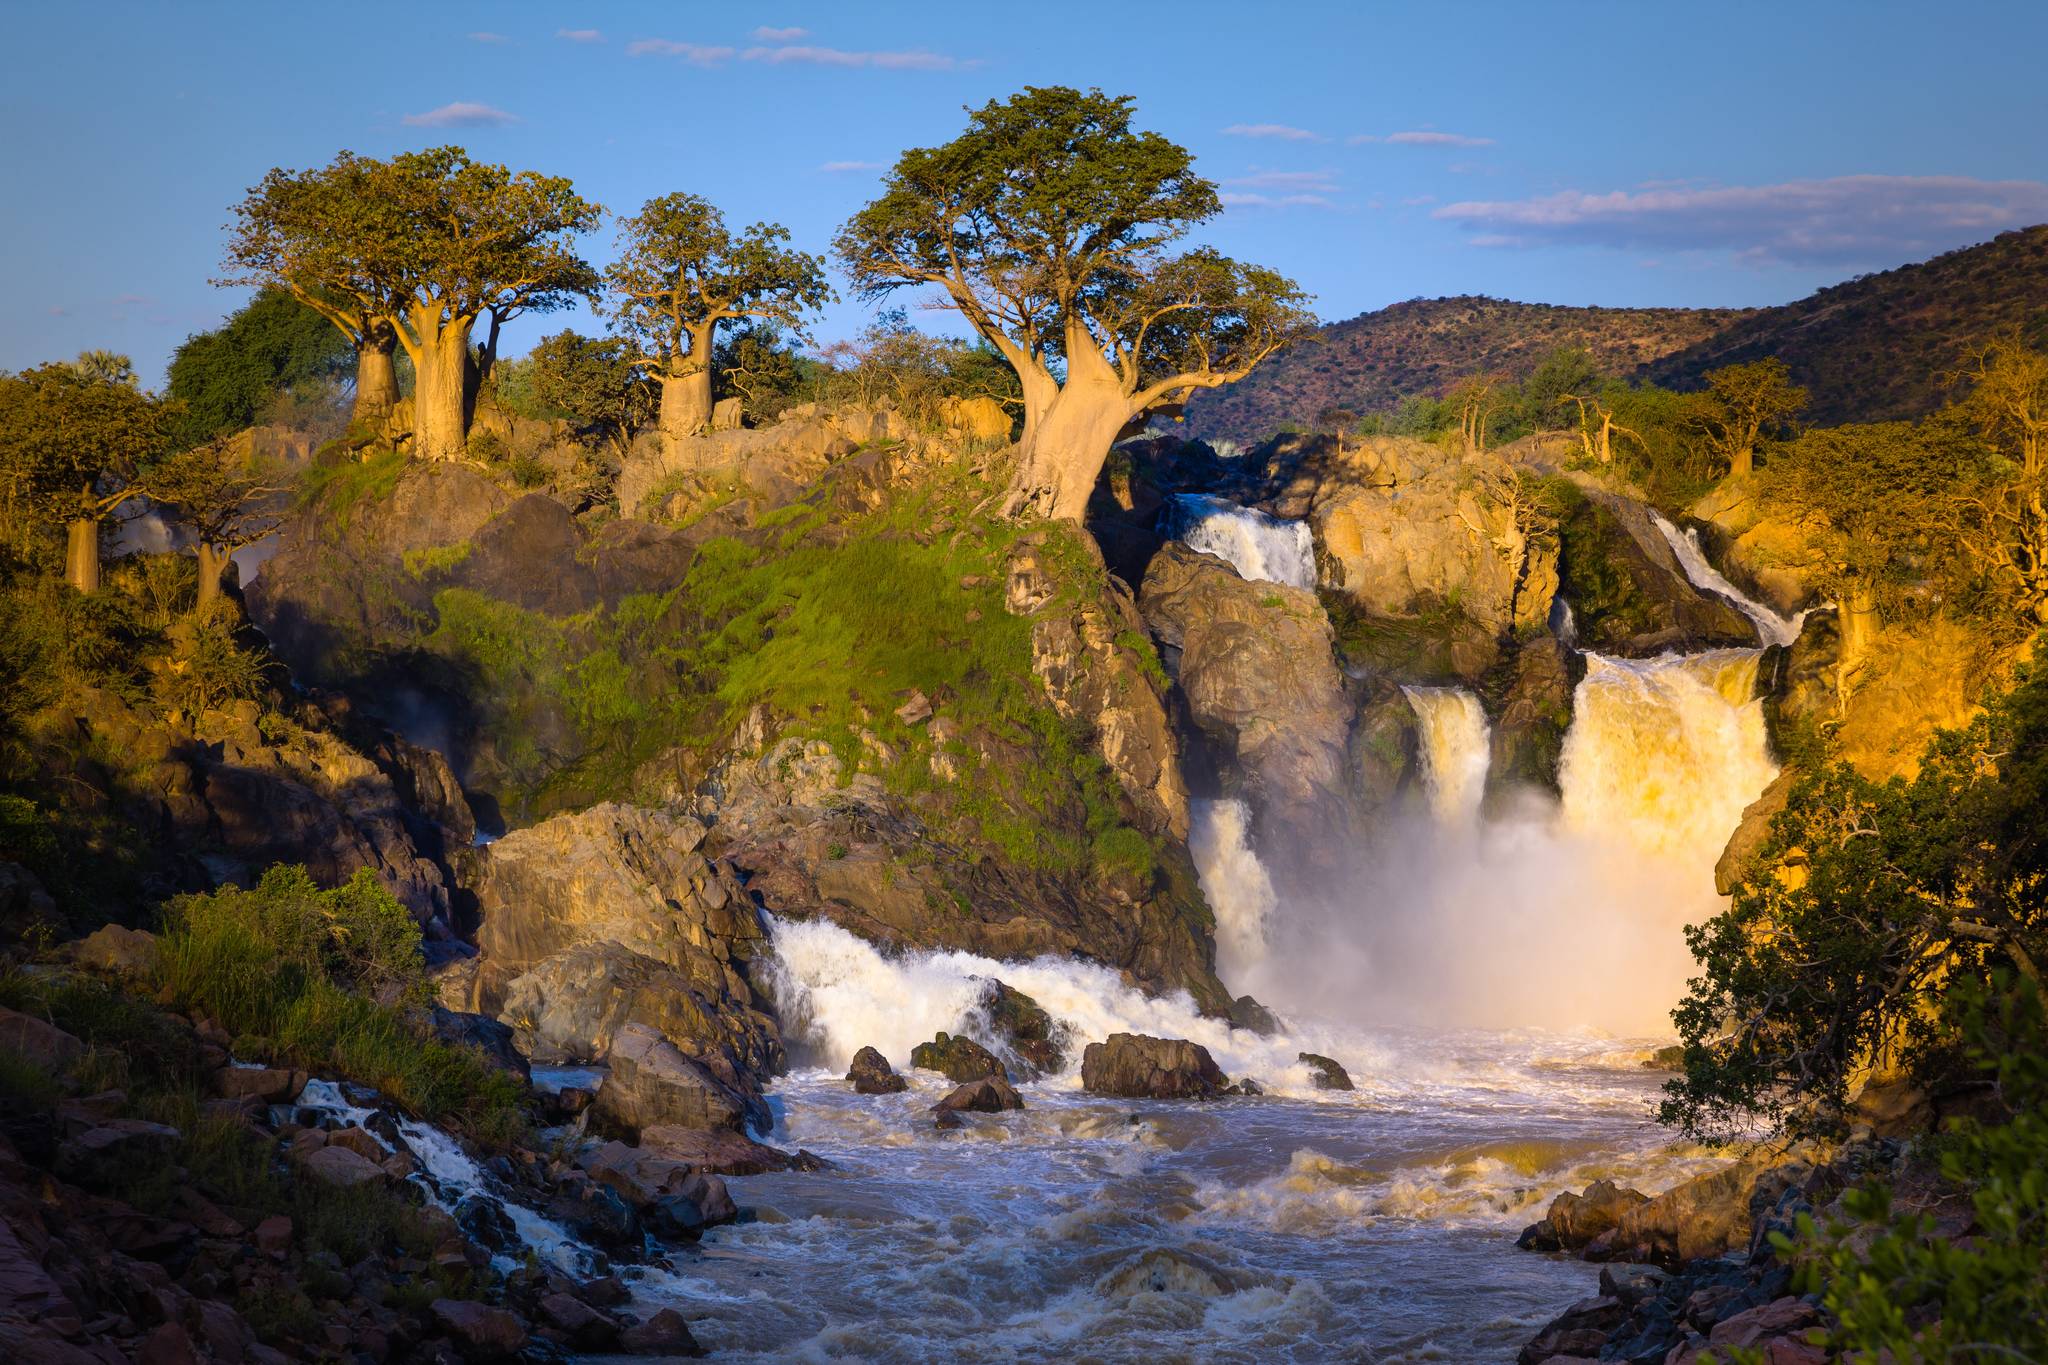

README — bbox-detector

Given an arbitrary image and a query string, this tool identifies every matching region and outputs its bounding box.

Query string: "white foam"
[1654,515,1806,647]
[1402,686,1491,824]
[1169,494,1318,589]
[1188,797,1276,982]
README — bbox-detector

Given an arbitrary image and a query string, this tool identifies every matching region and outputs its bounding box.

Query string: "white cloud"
[1351,130,1495,148]
[1220,192,1332,208]
[1434,174,2048,266]
[469,31,509,44]
[556,28,603,43]
[740,44,962,70]
[820,160,884,173]
[751,26,809,41]
[1222,123,1324,142]
[402,101,518,128]
[626,38,736,65]
[1226,169,1338,193]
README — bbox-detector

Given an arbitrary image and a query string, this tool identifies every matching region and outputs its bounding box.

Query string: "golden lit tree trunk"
[1008,375,1135,521]
[1729,445,1755,479]
[656,320,718,444]
[411,317,476,461]
[195,542,233,614]
[64,515,99,593]
[353,324,399,427]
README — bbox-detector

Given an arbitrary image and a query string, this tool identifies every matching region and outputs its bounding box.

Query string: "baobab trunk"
[195,543,232,614]
[1728,446,1754,480]
[353,327,399,427]
[1840,579,1880,663]
[412,321,475,461]
[64,516,99,593]
[657,361,715,445]
[1006,378,1134,521]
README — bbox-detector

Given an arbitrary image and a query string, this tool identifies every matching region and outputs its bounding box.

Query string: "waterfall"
[1402,687,1491,823]
[1167,494,1318,589]
[1559,649,1778,865]
[1188,797,1277,982]
[1653,515,1805,647]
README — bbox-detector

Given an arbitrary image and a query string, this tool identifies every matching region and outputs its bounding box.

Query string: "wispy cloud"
[820,160,884,173]
[740,44,962,70]
[402,101,518,128]
[1220,192,1332,208]
[1222,123,1324,142]
[751,25,809,41]
[1351,130,1495,148]
[1226,169,1338,193]
[626,38,736,65]
[1433,174,2048,266]
[556,28,603,43]
[469,31,508,44]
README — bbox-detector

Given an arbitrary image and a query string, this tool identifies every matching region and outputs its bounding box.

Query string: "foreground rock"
[1297,1052,1354,1091]
[1081,1033,1229,1099]
[846,1046,907,1094]
[910,1031,1007,1084]
[933,1075,1025,1114]
[593,1023,760,1137]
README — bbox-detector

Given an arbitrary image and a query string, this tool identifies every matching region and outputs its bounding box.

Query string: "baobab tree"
[149,442,287,613]
[0,363,171,592]
[836,86,1313,521]
[1692,358,1807,478]
[1951,332,2048,625]
[1559,391,1645,466]
[225,148,601,458]
[603,193,831,443]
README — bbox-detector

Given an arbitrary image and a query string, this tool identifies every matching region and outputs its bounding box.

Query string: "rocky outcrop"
[1484,634,1580,796]
[1009,531,1190,841]
[846,1046,907,1094]
[1557,486,1756,656]
[1760,608,1841,752]
[1139,541,1354,858]
[1080,1033,1229,1099]
[592,1024,760,1137]
[974,979,1066,1076]
[616,405,908,517]
[1297,1052,1354,1091]
[1715,769,1797,895]
[1516,1177,1650,1253]
[1690,472,1823,614]
[472,802,783,1099]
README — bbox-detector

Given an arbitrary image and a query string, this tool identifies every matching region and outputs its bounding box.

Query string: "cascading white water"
[1188,797,1277,982]
[1168,494,1318,589]
[1560,649,1778,863]
[1401,686,1492,823]
[1653,515,1806,647]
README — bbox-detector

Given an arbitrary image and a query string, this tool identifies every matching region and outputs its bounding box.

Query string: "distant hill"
[1184,296,1751,444]
[1641,225,2048,424]
[1187,226,2048,443]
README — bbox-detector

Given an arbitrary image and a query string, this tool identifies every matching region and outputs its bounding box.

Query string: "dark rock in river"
[1081,1032,1229,1099]
[933,1075,1025,1114]
[975,978,1066,1076]
[1517,1177,1649,1253]
[910,1031,1007,1084]
[1297,1052,1354,1091]
[846,1045,908,1094]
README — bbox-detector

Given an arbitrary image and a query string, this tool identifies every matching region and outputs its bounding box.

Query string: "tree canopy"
[168,289,353,447]
[836,86,1313,519]
[603,193,830,440]
[224,147,602,458]
[523,330,654,457]
[1691,357,1808,478]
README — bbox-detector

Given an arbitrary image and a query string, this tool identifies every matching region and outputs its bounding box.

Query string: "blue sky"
[4,0,2045,385]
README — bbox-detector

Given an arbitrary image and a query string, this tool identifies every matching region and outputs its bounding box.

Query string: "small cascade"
[1558,649,1778,865]
[1653,515,1806,647]
[1188,797,1277,982]
[1167,494,1318,589]
[1401,686,1491,823]
[297,1080,594,1275]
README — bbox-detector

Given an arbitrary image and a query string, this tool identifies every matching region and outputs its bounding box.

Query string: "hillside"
[1183,296,1751,444]
[1642,225,2048,423]
[1189,226,2048,443]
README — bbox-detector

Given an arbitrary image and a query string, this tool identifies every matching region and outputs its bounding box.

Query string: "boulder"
[593,1023,752,1137]
[845,1046,907,1094]
[1139,541,1353,858]
[61,924,160,982]
[1517,1179,1650,1253]
[428,1007,532,1083]
[538,1293,621,1350]
[296,1144,386,1189]
[1485,634,1579,795]
[942,395,1013,442]
[212,1067,306,1103]
[0,1006,83,1073]
[909,1032,1007,1084]
[618,1307,703,1357]
[1603,1154,1780,1267]
[1096,1247,1232,1300]
[933,1075,1024,1114]
[430,1299,528,1358]
[1515,1295,1627,1365]
[1297,1052,1354,1091]
[974,979,1066,1076]
[54,1119,180,1182]
[1080,1033,1228,1099]
[638,1124,803,1177]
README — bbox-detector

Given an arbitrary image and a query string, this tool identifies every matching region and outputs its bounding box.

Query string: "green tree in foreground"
[604,192,831,443]
[522,330,654,458]
[167,289,353,446]
[837,86,1314,520]
[0,364,173,591]
[225,147,601,458]
[1662,655,2047,1141]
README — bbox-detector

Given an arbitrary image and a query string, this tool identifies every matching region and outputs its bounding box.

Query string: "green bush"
[158,866,525,1143]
